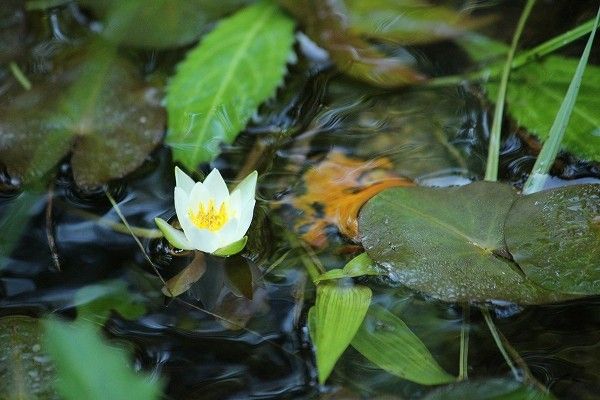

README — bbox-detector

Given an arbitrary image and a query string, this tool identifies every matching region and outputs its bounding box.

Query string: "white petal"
[175,166,195,195]
[228,189,242,218]
[174,187,194,236]
[231,171,257,203]
[217,217,240,248]
[187,227,220,253]
[203,168,229,205]
[188,181,211,211]
[235,198,256,238]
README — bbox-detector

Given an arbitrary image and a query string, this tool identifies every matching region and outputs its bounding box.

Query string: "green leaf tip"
[213,236,248,257]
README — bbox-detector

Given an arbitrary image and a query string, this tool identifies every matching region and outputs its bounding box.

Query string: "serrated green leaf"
[308,282,372,384]
[43,319,162,400]
[351,304,454,385]
[166,0,295,168]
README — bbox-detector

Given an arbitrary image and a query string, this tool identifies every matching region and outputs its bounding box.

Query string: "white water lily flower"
[155,167,257,256]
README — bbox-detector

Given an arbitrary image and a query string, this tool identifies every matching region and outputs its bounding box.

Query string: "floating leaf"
[505,184,600,295]
[75,280,147,325]
[359,182,565,303]
[308,282,372,383]
[280,0,425,87]
[421,378,555,400]
[0,316,59,400]
[345,0,486,45]
[0,44,164,189]
[351,304,454,385]
[81,0,250,48]
[166,0,295,169]
[43,319,162,400]
[316,252,381,282]
[162,252,207,297]
[286,151,412,247]
[224,255,254,299]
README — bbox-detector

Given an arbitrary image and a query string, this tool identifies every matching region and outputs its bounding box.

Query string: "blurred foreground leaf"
[43,318,162,400]
[345,0,486,45]
[166,0,295,169]
[0,316,59,400]
[81,0,250,48]
[359,182,566,303]
[280,0,425,87]
[505,184,600,296]
[351,304,454,385]
[0,43,164,189]
[308,282,372,384]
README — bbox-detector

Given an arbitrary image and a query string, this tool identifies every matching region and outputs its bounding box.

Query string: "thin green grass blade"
[523,7,600,194]
[484,0,536,181]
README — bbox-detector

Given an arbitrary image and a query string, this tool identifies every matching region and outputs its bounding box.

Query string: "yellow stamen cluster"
[189,200,228,231]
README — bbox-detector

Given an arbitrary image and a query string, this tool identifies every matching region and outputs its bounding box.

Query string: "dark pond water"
[1,1,600,399]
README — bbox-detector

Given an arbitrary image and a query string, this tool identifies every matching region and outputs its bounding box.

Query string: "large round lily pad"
[358,181,564,304]
[505,184,600,295]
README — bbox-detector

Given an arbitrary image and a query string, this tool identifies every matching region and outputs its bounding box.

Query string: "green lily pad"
[0,44,164,189]
[359,182,564,304]
[505,184,600,295]
[0,316,59,400]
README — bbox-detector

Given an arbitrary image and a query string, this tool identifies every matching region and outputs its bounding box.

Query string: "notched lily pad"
[505,184,600,295]
[359,182,565,304]
[0,44,164,189]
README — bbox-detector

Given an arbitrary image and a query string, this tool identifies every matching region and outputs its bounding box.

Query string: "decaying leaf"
[279,0,425,87]
[162,252,207,297]
[284,151,412,247]
[0,44,164,189]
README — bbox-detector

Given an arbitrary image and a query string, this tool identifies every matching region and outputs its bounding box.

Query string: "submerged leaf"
[166,0,295,169]
[505,184,600,295]
[0,316,58,400]
[287,151,412,247]
[351,304,454,385]
[308,282,372,384]
[359,182,565,303]
[345,0,486,45]
[81,0,250,48]
[280,0,425,87]
[75,280,147,325]
[0,44,165,189]
[43,319,162,400]
[162,252,207,297]
[421,378,555,400]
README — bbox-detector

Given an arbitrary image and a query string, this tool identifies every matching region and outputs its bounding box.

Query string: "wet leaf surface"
[162,252,207,297]
[280,0,425,87]
[359,182,565,303]
[166,0,295,169]
[308,282,372,383]
[0,44,165,189]
[80,0,250,49]
[0,316,59,400]
[287,151,412,247]
[505,184,600,295]
[351,304,454,385]
[345,0,485,45]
